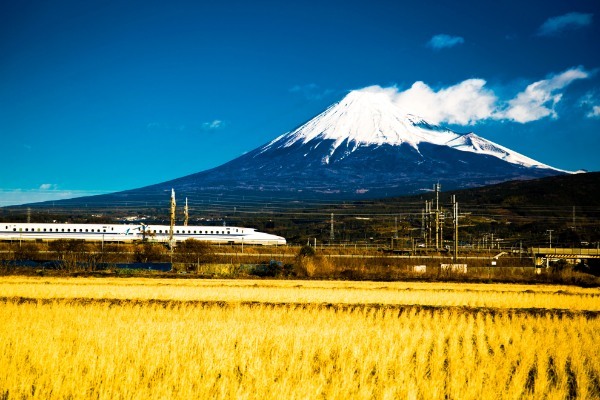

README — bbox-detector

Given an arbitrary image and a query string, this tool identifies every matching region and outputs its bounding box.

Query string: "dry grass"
[1,277,599,310]
[1,278,600,399]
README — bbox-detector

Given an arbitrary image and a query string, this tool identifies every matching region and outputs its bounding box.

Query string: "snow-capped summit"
[261,88,561,171]
[265,89,456,149]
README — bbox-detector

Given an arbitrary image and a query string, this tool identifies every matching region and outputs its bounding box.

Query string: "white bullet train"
[0,222,286,245]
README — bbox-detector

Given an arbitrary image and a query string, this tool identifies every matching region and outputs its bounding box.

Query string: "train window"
[43,228,46,232]
[13,228,16,231]
[103,229,106,233]
[80,229,83,232]
[176,230,179,234]
[85,229,88,232]
[25,228,28,232]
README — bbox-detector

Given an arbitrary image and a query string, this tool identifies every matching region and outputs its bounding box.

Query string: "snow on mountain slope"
[444,133,558,170]
[260,88,563,171]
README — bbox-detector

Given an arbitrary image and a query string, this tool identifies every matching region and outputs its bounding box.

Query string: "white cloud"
[427,34,464,50]
[588,105,600,118]
[537,12,593,36]
[201,120,223,130]
[394,79,497,125]
[39,183,58,190]
[0,188,110,207]
[290,83,334,100]
[356,66,591,126]
[501,67,590,123]
[578,91,600,118]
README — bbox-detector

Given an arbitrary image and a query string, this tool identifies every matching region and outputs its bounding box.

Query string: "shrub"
[134,243,167,263]
[13,243,41,261]
[298,245,316,258]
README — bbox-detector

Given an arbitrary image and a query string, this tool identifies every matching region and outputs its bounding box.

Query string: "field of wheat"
[1,277,599,399]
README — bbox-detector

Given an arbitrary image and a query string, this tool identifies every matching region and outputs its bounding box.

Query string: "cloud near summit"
[357,66,591,125]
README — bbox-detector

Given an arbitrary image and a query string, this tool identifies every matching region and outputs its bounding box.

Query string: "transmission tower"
[434,183,441,250]
[452,195,459,263]
[330,213,334,241]
[169,189,176,243]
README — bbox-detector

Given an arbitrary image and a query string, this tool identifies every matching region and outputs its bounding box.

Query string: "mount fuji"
[148,89,565,199]
[56,88,570,205]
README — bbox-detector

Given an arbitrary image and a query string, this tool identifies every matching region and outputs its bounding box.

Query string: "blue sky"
[1,0,599,206]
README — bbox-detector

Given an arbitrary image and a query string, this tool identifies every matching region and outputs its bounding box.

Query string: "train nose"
[275,236,286,245]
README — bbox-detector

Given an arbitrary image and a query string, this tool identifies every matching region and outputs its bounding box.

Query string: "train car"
[0,223,286,245]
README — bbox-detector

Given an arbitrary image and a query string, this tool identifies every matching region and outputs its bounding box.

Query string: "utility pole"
[434,183,440,250]
[169,188,176,244]
[440,210,444,250]
[452,195,458,263]
[394,216,398,239]
[425,200,431,248]
[547,229,554,249]
[519,240,522,260]
[330,213,334,241]
[27,208,31,224]
[421,205,426,245]
[184,197,189,226]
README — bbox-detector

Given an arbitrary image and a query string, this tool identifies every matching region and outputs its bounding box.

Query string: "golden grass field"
[1,277,600,399]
